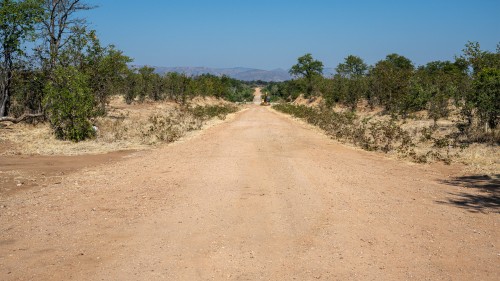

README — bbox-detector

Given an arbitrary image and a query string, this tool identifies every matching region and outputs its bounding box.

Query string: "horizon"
[87,0,500,70]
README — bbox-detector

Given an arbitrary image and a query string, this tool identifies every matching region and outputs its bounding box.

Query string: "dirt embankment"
[0,102,498,280]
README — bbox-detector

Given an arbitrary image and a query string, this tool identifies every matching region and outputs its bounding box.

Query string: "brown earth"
[0,151,133,196]
[0,89,498,280]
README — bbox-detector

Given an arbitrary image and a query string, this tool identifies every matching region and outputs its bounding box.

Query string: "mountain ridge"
[131,65,337,82]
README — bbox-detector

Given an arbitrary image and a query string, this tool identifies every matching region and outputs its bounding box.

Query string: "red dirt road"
[0,102,498,280]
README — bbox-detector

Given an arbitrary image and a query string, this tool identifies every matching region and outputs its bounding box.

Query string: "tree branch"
[0,113,44,123]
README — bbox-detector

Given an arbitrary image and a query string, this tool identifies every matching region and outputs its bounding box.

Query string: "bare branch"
[0,113,44,124]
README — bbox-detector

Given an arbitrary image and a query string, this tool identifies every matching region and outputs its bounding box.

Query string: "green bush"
[471,68,500,130]
[44,67,97,142]
[188,104,238,120]
[273,104,456,164]
[226,87,254,103]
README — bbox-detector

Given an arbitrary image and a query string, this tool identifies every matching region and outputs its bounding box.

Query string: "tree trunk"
[0,87,10,117]
[1,48,13,117]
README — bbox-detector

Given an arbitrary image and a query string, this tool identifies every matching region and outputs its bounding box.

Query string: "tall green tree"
[369,54,414,112]
[39,0,94,72]
[289,53,324,97]
[335,55,368,78]
[0,0,42,116]
[471,68,500,131]
[460,41,500,75]
[335,55,368,109]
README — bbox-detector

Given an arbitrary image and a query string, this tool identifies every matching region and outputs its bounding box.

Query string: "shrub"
[471,68,500,131]
[44,67,97,142]
[188,104,238,120]
[273,103,458,164]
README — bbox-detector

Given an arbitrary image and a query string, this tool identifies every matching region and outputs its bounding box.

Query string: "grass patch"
[273,103,457,164]
[0,98,240,155]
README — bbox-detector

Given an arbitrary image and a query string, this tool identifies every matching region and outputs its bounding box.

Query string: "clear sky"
[86,0,500,70]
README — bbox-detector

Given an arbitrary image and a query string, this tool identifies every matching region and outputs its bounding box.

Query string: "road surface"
[0,90,498,280]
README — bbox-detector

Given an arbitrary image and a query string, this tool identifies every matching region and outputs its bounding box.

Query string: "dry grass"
[278,99,500,175]
[292,94,324,107]
[459,144,500,175]
[0,96,238,156]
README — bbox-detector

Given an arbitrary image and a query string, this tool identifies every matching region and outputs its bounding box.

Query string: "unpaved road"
[1,91,499,280]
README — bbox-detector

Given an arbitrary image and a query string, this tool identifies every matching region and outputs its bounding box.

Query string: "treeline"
[264,42,499,142]
[1,0,251,141]
[124,68,253,105]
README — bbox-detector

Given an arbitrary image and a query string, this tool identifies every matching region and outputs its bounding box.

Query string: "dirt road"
[1,92,498,280]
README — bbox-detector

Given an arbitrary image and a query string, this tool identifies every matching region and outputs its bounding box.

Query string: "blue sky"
[86,0,500,70]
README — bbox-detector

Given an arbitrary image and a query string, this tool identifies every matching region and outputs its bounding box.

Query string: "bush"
[226,87,254,103]
[188,104,238,120]
[471,68,500,130]
[44,67,97,142]
[273,103,456,164]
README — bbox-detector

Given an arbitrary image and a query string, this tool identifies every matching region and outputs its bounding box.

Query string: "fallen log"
[0,113,44,124]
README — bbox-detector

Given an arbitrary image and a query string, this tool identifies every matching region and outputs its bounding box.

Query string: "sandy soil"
[0,91,498,280]
[253,88,262,105]
[0,151,133,196]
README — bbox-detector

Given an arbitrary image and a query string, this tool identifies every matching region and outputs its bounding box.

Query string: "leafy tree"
[164,72,190,103]
[87,43,132,112]
[0,0,42,116]
[385,53,414,70]
[43,66,96,141]
[335,55,368,78]
[137,66,155,101]
[471,68,499,131]
[289,53,324,97]
[124,71,142,104]
[460,41,500,75]
[39,0,94,71]
[334,55,368,109]
[369,54,414,112]
[50,25,131,114]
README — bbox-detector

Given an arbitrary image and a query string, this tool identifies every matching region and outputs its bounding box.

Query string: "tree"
[460,41,500,75]
[0,0,42,116]
[137,66,155,101]
[39,0,94,71]
[471,68,500,131]
[289,53,324,97]
[86,43,131,113]
[385,53,414,70]
[335,55,367,78]
[369,54,414,112]
[335,55,368,109]
[43,66,96,141]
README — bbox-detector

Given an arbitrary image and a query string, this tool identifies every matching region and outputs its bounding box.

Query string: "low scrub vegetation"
[138,104,238,145]
[188,104,239,121]
[96,102,238,146]
[274,104,468,164]
[1,97,239,156]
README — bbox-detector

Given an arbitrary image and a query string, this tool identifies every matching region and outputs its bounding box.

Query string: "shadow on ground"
[437,174,499,213]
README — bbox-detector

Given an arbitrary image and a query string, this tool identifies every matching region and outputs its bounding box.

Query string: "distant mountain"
[131,66,292,82]
[131,65,337,82]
